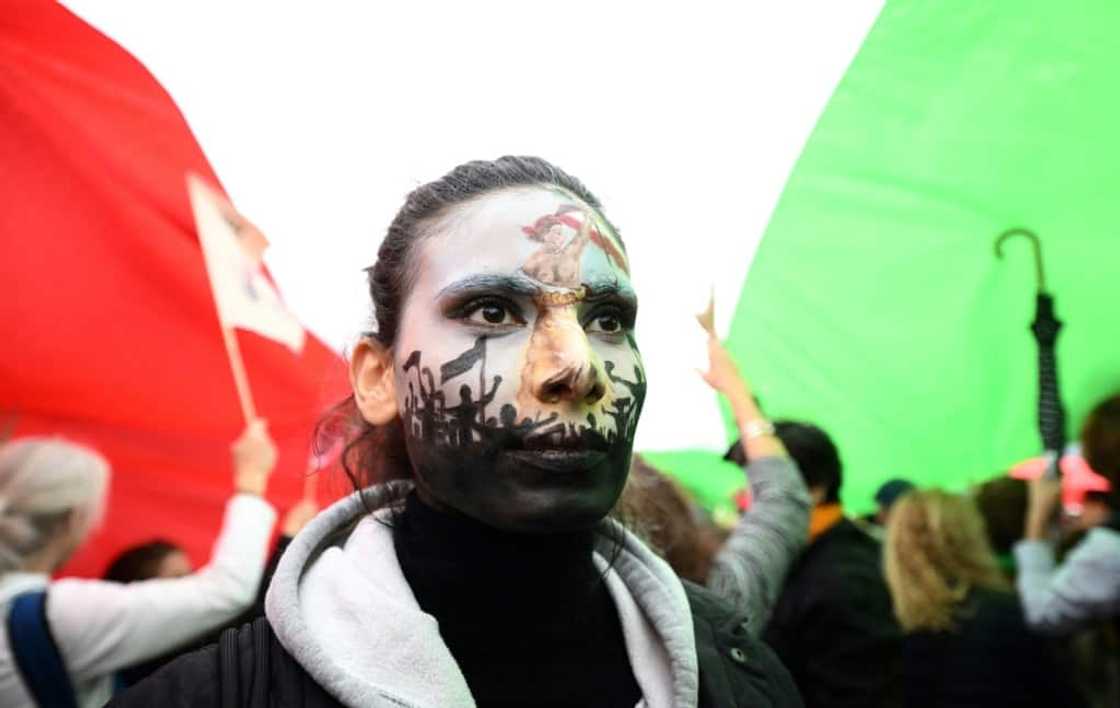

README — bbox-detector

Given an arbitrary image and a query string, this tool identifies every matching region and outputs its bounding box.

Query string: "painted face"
[393,187,645,532]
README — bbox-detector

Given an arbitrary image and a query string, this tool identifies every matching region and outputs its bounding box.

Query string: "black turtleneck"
[393,492,641,708]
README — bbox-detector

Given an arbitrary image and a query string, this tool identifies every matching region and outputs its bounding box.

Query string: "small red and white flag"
[187,173,305,353]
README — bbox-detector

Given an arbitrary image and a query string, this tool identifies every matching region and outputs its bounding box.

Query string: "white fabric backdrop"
[64,1,882,452]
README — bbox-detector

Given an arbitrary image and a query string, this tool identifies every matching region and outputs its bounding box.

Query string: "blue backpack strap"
[6,590,79,708]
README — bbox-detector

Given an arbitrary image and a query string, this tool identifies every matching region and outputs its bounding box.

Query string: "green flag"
[719,0,1120,513]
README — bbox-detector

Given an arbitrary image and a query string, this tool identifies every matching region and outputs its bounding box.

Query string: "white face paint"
[392,186,644,531]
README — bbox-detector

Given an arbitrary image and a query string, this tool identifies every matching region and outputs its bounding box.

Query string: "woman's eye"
[465,302,520,327]
[587,314,623,334]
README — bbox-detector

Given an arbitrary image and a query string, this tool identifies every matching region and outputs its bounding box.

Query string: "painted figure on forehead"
[517,201,631,291]
[519,202,629,291]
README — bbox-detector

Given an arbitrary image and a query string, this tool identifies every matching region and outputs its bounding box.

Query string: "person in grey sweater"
[708,454,811,636]
[1015,393,1120,635]
[695,307,812,635]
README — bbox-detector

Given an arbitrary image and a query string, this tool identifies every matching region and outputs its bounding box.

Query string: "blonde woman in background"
[0,422,278,708]
[883,489,1082,708]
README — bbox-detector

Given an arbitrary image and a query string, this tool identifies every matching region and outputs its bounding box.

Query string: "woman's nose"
[526,311,608,406]
[537,362,607,405]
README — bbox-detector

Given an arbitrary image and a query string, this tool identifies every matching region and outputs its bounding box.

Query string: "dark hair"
[874,478,915,510]
[723,439,748,468]
[775,420,843,504]
[973,476,1027,556]
[320,156,622,492]
[1083,393,1120,498]
[103,540,181,583]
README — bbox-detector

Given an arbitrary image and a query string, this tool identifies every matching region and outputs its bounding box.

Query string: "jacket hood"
[264,481,699,708]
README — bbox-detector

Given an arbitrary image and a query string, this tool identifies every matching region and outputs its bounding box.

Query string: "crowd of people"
[1,156,1118,707]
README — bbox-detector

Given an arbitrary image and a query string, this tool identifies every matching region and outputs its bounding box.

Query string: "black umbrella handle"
[995,228,1047,291]
[1033,293,1066,454]
[1031,293,1061,345]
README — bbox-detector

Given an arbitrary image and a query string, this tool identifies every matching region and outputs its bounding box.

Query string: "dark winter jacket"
[113,482,803,708]
[763,517,901,708]
[113,583,801,708]
[900,587,1086,708]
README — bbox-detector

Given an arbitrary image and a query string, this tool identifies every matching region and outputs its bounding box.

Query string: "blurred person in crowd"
[872,478,913,526]
[699,317,812,636]
[884,489,1083,708]
[848,478,914,542]
[115,157,802,707]
[621,321,813,614]
[106,498,319,688]
[1016,393,1120,635]
[617,456,728,584]
[976,478,1119,707]
[105,498,318,586]
[761,421,901,708]
[1069,490,1115,535]
[104,540,192,582]
[974,475,1028,578]
[0,421,278,708]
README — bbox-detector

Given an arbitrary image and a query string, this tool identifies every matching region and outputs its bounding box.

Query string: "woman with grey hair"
[0,421,278,708]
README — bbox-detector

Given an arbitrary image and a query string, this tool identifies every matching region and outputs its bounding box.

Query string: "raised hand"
[1025,474,1063,540]
[232,419,277,497]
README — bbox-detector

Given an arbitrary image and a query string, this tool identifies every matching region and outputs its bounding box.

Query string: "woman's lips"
[520,423,611,453]
[504,449,608,473]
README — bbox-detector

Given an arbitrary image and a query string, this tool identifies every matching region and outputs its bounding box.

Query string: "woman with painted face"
[114,157,802,708]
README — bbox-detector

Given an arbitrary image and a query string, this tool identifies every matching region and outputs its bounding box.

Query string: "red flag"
[0,1,350,577]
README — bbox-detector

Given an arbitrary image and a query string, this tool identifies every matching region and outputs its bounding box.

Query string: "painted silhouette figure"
[405,382,419,437]
[604,398,633,444]
[401,349,644,455]
[402,352,448,444]
[493,405,560,443]
[604,360,645,395]
[602,360,646,442]
[445,377,502,446]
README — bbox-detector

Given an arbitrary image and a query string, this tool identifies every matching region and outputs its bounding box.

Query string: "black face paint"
[400,340,646,533]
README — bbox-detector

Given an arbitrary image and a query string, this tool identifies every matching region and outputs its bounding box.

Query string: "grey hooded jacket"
[112,482,803,708]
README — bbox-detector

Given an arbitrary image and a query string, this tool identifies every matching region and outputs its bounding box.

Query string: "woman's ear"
[350,338,399,425]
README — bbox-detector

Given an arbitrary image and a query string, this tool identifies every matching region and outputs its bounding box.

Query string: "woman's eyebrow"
[582,278,637,306]
[437,273,542,300]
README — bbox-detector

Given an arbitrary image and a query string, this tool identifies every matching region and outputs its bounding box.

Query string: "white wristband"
[743,419,776,441]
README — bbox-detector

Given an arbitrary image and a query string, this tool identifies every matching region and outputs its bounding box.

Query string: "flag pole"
[303,469,318,501]
[220,326,258,423]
